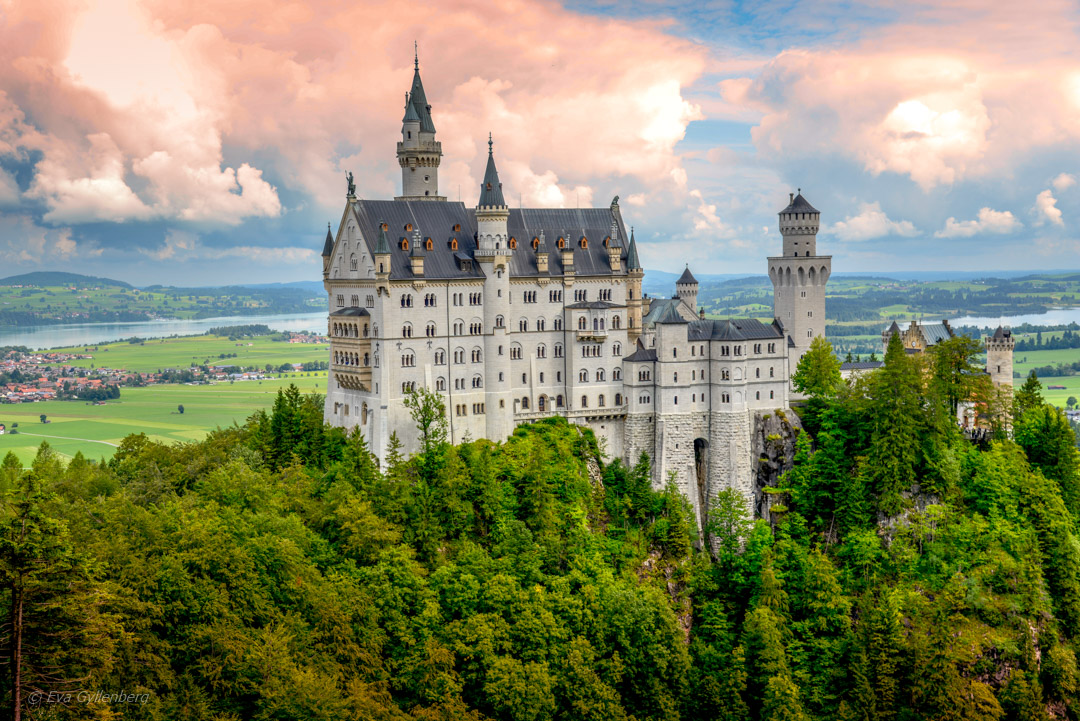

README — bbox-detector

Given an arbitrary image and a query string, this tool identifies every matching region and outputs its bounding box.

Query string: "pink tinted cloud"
[0,0,706,230]
[722,0,1080,190]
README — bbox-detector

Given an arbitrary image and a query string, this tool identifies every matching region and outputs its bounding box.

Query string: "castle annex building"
[319,54,832,523]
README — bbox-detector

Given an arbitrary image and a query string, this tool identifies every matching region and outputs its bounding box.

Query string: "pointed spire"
[627,226,641,270]
[414,40,418,70]
[409,47,435,133]
[321,222,334,257]
[402,92,420,123]
[374,221,391,254]
[478,133,506,207]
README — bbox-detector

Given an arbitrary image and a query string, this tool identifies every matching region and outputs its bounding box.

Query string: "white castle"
[320,54,833,523]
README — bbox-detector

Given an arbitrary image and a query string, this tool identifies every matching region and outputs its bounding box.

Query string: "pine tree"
[867,333,923,516]
[1014,371,1044,420]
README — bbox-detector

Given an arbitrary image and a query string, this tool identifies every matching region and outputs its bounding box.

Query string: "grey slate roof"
[688,318,784,341]
[626,228,641,270]
[841,361,883,371]
[330,307,371,317]
[654,303,688,324]
[624,344,658,362]
[478,138,506,207]
[346,200,631,281]
[322,223,334,257]
[641,298,686,326]
[402,94,421,124]
[919,322,954,345]
[409,66,436,133]
[992,326,1011,339]
[676,266,697,285]
[780,192,818,214]
[887,321,901,334]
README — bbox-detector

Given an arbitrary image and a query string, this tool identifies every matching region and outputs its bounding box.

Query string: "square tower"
[767,191,830,367]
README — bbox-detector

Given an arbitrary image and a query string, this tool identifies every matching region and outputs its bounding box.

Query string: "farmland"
[0,373,327,465]
[37,332,329,372]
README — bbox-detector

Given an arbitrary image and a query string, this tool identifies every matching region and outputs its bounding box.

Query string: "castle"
[318,54,1008,524]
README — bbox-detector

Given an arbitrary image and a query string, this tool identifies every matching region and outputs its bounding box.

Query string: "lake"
[0,312,328,350]
[949,308,1080,329]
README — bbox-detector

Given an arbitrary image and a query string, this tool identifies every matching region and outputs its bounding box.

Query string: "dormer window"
[509,237,517,250]
[486,183,492,190]
[557,237,566,249]
[404,223,413,232]
[580,236,588,249]
[604,236,610,247]
[400,238,409,250]
[453,223,461,232]
[532,237,540,250]
[450,238,459,250]
[425,237,433,250]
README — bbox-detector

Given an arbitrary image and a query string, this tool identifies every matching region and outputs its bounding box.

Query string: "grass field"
[38,333,328,372]
[0,374,327,465]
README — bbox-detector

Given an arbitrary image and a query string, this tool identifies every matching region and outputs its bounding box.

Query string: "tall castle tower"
[626,228,644,344]
[768,191,830,366]
[675,266,699,313]
[396,50,444,201]
[986,326,1014,390]
[475,135,514,441]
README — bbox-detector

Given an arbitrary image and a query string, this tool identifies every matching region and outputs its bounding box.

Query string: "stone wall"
[750,408,803,521]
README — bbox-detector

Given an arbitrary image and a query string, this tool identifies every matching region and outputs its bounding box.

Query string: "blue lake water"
[0,312,327,350]
[949,308,1080,329]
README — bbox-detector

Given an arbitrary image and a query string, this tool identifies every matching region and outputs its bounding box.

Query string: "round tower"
[675,265,698,313]
[396,50,444,201]
[986,326,1014,390]
[779,189,820,257]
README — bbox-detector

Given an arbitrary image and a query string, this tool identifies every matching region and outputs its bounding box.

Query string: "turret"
[475,134,509,259]
[396,49,444,201]
[626,227,643,344]
[675,265,698,314]
[374,221,391,278]
[409,229,425,276]
[607,196,623,272]
[779,190,820,257]
[986,326,1014,389]
[321,222,334,276]
[536,230,549,274]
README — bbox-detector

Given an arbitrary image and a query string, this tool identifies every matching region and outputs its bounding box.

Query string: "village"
[0,330,328,405]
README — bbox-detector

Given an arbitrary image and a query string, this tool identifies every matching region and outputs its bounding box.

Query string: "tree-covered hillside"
[0,339,1078,719]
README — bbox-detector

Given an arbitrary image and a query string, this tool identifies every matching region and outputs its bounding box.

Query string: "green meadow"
[0,374,327,465]
[38,333,328,372]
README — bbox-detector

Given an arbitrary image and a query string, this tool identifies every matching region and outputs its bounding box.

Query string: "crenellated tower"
[768,190,830,367]
[986,326,1015,390]
[396,49,444,201]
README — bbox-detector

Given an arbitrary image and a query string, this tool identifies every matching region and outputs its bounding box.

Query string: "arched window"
[578,316,587,330]
[532,237,539,249]
[612,315,620,329]
[495,315,504,328]
[404,223,413,232]
[613,368,621,380]
[615,393,622,406]
[557,395,564,408]
[450,238,459,251]
[597,369,605,381]
[557,237,566,249]
[580,236,588,249]
[554,317,563,331]
[426,322,436,337]
[581,395,588,408]
[579,369,589,382]
[436,377,446,391]
[519,319,528,332]
[402,324,412,338]
[509,237,517,249]
[400,237,409,250]
[521,396,530,410]
[425,237,433,250]
[598,394,605,407]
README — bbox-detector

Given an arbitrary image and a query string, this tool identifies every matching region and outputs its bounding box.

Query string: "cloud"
[1053,173,1076,191]
[935,207,1022,238]
[828,202,919,241]
[1034,189,1064,227]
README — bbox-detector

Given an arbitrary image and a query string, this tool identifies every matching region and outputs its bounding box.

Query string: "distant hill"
[0,272,133,288]
[237,280,325,295]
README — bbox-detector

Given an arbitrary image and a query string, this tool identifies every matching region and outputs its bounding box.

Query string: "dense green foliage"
[0,365,1078,719]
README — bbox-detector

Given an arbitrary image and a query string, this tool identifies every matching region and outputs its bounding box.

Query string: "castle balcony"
[514,405,627,423]
[332,365,371,392]
[576,329,608,341]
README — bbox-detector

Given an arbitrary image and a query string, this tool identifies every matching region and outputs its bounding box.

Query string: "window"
[580,236,588,249]
[400,237,409,250]
[366,295,374,307]
[538,396,546,412]
[770,367,775,377]
[673,348,677,358]
[511,345,523,360]
[554,344,563,358]
[470,292,482,305]
[521,397,530,410]
[436,377,446,391]
[549,290,562,302]
[537,319,545,332]
[472,403,486,414]
[554,317,562,330]
[537,345,546,358]
[673,372,678,383]
[692,370,696,380]
[425,237,433,250]
[426,323,436,337]
[495,315,504,328]
[519,319,528,332]
[400,294,413,308]
[579,370,589,382]
[522,373,527,383]
[674,396,678,405]
[539,372,544,383]
[350,255,358,271]
[721,369,730,381]
[471,348,482,362]
[808,311,813,318]
[638,368,651,381]
[350,294,359,307]
[599,289,611,301]
[336,295,344,307]
[756,391,761,400]
[613,343,621,356]
[578,316,587,330]
[472,375,483,388]
[454,349,465,364]
[615,393,622,405]
[470,322,482,335]
[557,395,564,408]
[597,369,606,381]
[453,321,464,335]
[402,324,412,338]
[808,329,814,338]
[770,390,774,399]
[523,291,537,303]
[613,368,621,380]
[581,395,588,408]
[574,289,587,302]
[401,354,415,367]
[401,381,416,393]
[756,368,760,378]
[639,394,651,404]
[424,293,437,307]
[598,394,605,407]
[450,238,458,251]
[722,393,730,403]
[435,350,445,365]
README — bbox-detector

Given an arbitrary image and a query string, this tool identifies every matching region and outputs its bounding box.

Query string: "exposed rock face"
[751,408,803,520]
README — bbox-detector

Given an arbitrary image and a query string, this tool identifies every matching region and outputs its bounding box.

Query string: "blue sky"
[0,0,1078,285]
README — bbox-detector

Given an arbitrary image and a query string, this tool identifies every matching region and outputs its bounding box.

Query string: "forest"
[0,332,1078,720]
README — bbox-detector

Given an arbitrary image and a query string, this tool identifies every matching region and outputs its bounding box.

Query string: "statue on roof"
[345,171,356,198]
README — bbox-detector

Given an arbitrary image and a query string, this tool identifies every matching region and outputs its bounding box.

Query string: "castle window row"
[333,351,369,366]
[331,322,369,338]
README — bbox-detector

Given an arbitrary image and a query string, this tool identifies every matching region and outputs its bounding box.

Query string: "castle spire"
[478,133,506,207]
[408,47,435,134]
[321,222,334,257]
[626,227,642,270]
[396,48,443,201]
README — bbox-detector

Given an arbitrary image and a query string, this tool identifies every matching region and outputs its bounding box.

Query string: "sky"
[1,0,1079,285]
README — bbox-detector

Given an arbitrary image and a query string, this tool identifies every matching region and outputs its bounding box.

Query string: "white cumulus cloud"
[1053,173,1076,191]
[935,207,1022,238]
[1034,189,1064,227]
[828,202,919,242]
